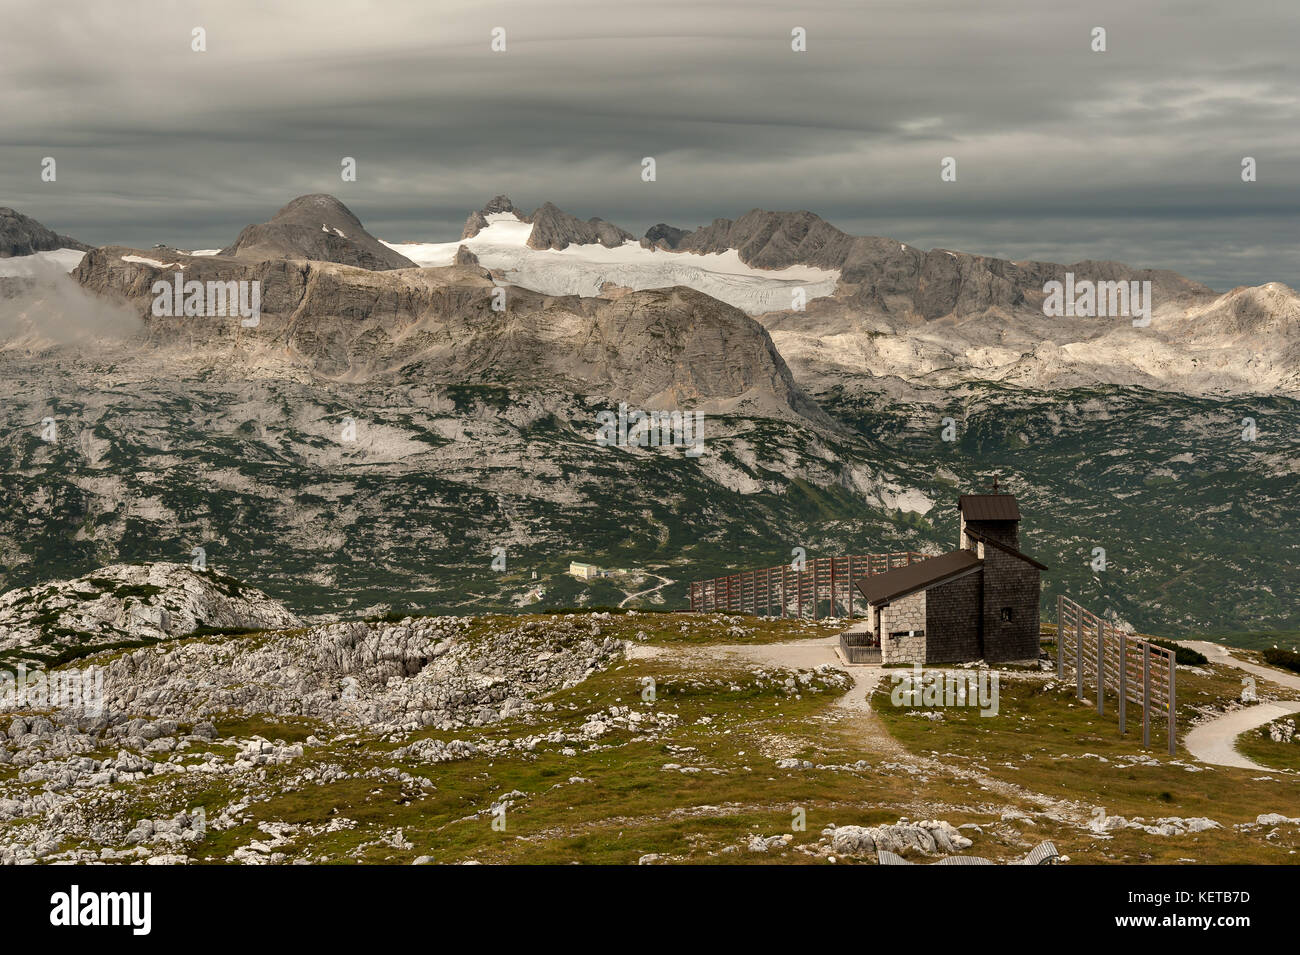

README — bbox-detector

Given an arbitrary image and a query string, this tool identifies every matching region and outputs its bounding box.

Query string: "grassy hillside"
[2,363,1297,640]
[10,611,1295,864]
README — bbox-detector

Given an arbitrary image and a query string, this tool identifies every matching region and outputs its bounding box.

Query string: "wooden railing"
[840,630,882,664]
[688,553,926,620]
[1057,595,1176,754]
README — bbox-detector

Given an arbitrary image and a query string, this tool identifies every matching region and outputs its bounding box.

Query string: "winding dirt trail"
[630,635,1108,819]
[618,574,673,609]
[1180,640,1300,771]
[629,634,903,753]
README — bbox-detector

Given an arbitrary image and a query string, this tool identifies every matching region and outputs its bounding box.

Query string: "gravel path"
[696,635,884,711]
[618,574,673,609]
[630,635,901,753]
[1180,640,1300,771]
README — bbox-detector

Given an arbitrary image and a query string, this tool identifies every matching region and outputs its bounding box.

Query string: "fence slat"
[1143,649,1151,749]
[1096,618,1105,716]
[1118,628,1127,734]
[1058,596,1175,753]
[689,553,926,621]
[1168,654,1177,756]
[1056,594,1064,679]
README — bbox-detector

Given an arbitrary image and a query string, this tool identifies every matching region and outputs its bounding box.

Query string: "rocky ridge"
[524,201,635,251]
[71,246,827,422]
[10,192,1299,398]
[461,196,634,250]
[221,194,415,270]
[0,606,630,863]
[0,563,302,662]
[89,613,625,732]
[647,208,1211,312]
[418,196,1300,398]
[0,208,91,258]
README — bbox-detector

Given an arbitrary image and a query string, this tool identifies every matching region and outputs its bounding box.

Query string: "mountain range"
[1,193,1297,646]
[15,191,1294,401]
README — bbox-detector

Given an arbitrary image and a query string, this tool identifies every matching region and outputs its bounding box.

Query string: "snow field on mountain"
[384,213,840,315]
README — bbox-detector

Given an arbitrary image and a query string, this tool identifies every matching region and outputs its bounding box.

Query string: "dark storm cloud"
[1,0,1297,289]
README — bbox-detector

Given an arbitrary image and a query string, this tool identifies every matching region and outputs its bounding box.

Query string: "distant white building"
[569,561,603,580]
[569,561,628,580]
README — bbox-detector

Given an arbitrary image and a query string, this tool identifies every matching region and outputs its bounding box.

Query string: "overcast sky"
[2,0,1297,290]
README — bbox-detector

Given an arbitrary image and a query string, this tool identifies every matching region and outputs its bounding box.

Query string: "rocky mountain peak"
[524,201,635,251]
[220,193,414,271]
[642,223,690,250]
[0,207,92,258]
[264,194,365,230]
[673,208,852,269]
[482,195,515,215]
[461,195,519,239]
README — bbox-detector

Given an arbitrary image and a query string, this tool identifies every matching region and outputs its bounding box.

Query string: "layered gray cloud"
[2,0,1297,289]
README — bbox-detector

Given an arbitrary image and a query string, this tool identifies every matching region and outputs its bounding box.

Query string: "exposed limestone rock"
[0,562,301,662]
[73,250,828,423]
[0,208,91,258]
[826,820,972,856]
[524,202,635,251]
[220,194,415,270]
[641,223,690,250]
[1088,813,1223,836]
[89,614,624,732]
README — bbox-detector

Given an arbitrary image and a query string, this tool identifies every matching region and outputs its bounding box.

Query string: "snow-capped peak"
[382,211,838,315]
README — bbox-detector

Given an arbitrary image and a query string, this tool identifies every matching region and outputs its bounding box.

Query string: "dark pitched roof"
[855,550,983,606]
[958,493,1021,521]
[964,528,1049,571]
